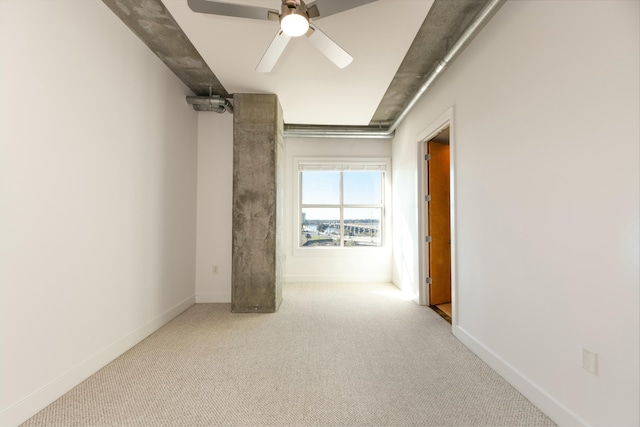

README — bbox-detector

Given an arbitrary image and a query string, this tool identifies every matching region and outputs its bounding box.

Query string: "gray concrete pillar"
[231,94,284,313]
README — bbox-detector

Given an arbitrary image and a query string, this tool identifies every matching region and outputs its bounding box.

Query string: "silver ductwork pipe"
[283,125,393,139]
[283,0,505,139]
[186,95,234,114]
[283,126,393,139]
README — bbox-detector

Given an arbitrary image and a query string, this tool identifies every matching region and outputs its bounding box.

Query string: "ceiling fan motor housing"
[284,0,302,8]
[282,0,309,16]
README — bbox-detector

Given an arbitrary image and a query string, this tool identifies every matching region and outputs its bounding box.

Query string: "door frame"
[417,107,457,328]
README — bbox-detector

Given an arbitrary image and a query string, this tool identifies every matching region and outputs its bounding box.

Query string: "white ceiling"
[162,0,434,125]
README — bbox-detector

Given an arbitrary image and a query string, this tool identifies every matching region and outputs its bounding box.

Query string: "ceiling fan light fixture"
[280,7,309,37]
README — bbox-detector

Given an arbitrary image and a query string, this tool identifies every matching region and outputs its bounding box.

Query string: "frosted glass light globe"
[281,12,309,37]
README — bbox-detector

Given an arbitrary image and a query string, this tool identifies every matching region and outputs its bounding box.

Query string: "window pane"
[343,208,382,247]
[343,171,382,205]
[301,171,340,205]
[301,208,340,247]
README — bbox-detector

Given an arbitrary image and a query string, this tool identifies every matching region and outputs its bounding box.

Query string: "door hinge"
[425,194,431,202]
[425,236,432,243]
[426,277,432,285]
[425,154,431,161]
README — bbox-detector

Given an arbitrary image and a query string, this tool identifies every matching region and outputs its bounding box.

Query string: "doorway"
[426,127,452,322]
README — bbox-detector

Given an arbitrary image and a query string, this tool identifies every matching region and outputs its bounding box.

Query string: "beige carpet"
[23,283,555,426]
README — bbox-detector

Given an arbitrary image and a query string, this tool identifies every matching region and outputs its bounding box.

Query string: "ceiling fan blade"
[306,25,353,69]
[187,0,279,21]
[256,30,292,73]
[305,0,377,19]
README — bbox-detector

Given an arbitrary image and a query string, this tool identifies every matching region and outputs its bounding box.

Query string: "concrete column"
[231,94,284,313]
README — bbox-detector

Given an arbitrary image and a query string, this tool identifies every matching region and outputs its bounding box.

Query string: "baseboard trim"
[453,325,589,427]
[196,292,231,303]
[0,295,195,427]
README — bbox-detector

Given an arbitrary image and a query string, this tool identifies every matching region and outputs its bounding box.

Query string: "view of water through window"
[300,169,384,247]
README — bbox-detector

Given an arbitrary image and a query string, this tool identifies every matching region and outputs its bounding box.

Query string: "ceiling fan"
[187,0,378,73]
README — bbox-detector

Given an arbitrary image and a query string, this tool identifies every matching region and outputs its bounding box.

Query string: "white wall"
[284,138,393,283]
[194,123,395,291]
[391,1,639,426]
[195,113,233,302]
[0,1,198,424]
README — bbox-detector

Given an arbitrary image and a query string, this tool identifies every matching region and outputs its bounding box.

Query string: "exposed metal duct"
[186,95,234,113]
[283,125,393,139]
[283,124,392,139]
[283,0,505,139]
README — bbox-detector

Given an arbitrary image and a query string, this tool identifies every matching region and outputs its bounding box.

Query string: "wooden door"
[428,141,451,305]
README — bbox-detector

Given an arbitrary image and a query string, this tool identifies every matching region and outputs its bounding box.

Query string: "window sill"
[292,245,390,258]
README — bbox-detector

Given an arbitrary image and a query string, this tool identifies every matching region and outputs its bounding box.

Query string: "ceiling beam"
[102,0,229,97]
[370,0,493,126]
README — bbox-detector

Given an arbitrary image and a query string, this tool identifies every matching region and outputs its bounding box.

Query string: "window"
[298,160,386,248]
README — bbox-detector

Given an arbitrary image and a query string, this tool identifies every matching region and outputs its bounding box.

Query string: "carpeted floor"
[22,283,555,426]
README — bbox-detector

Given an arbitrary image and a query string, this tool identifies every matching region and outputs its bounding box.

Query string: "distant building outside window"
[297,160,386,248]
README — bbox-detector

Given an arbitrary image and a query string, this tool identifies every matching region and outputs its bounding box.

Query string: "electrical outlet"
[212,265,219,274]
[582,348,598,375]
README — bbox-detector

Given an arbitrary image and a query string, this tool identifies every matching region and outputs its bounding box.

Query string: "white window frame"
[293,157,390,255]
